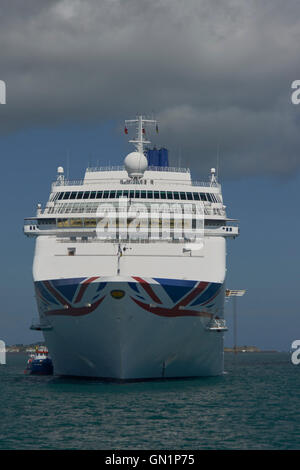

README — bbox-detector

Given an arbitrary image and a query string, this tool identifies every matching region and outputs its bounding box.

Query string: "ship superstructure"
[24,115,238,379]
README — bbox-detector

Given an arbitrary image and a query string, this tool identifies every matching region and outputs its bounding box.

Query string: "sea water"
[0,352,299,450]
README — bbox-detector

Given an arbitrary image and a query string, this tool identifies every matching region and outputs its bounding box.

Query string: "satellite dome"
[124,152,148,178]
[57,166,64,174]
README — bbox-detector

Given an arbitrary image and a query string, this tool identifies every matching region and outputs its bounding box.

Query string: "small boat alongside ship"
[25,346,53,375]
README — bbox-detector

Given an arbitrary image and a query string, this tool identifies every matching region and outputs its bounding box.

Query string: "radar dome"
[124,152,148,178]
[57,166,64,174]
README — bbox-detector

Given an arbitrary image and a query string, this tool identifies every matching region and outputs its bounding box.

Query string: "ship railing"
[191,181,221,188]
[56,237,196,244]
[86,165,191,173]
[206,318,228,331]
[44,205,226,216]
[52,179,220,189]
[52,179,85,188]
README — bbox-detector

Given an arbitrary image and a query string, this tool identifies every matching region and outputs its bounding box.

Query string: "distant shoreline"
[5,343,281,354]
[224,347,279,353]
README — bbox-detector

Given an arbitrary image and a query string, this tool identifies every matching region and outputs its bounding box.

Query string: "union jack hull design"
[35,277,107,317]
[34,276,222,319]
[129,277,222,318]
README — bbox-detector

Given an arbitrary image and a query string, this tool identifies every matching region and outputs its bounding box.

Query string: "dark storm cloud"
[0,0,300,177]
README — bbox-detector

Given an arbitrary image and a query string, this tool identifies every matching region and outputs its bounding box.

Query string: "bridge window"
[57,218,69,227]
[84,218,97,228]
[69,218,83,227]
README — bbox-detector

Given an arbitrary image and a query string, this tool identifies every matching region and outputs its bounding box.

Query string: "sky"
[0,0,299,350]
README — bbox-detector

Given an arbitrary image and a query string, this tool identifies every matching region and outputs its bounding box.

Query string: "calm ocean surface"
[0,352,299,450]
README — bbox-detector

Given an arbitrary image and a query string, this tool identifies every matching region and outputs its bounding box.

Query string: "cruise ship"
[24,115,239,380]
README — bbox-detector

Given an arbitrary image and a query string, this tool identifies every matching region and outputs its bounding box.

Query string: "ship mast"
[125,115,157,154]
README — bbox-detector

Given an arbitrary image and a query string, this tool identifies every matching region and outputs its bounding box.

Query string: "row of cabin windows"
[58,219,200,228]
[37,218,224,228]
[53,190,221,203]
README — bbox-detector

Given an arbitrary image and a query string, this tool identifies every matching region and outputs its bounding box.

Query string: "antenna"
[67,150,70,180]
[217,143,220,181]
[125,115,158,154]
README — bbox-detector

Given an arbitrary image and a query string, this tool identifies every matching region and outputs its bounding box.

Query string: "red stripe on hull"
[132,276,162,304]
[46,296,105,317]
[131,296,213,318]
[74,276,100,303]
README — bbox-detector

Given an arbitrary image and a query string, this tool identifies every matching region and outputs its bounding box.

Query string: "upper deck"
[44,165,225,217]
[24,115,239,241]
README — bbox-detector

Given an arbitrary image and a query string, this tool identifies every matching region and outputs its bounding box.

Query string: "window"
[116,191,123,198]
[70,192,77,200]
[90,191,96,199]
[77,192,84,199]
[154,191,160,199]
[103,191,109,199]
[167,192,173,200]
[160,191,166,199]
[84,218,97,227]
[57,218,69,227]
[68,247,76,256]
[110,190,116,198]
[147,191,153,199]
[141,191,146,198]
[96,191,103,198]
[63,192,71,200]
[187,192,193,200]
[180,192,186,200]
[58,193,64,200]
[83,191,90,199]
[200,193,207,201]
[69,218,83,227]
[206,193,213,202]
[193,193,200,200]
[37,218,54,225]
